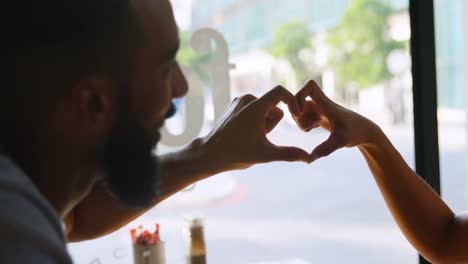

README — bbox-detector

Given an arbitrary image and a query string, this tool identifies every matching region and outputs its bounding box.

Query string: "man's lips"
[165,103,176,119]
[152,102,177,146]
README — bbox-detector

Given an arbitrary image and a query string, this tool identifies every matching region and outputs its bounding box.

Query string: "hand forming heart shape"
[292,80,379,163]
[265,79,377,164]
[204,80,376,171]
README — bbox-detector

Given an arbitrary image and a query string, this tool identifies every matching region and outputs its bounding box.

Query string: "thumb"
[267,144,310,163]
[265,107,284,134]
[309,136,340,163]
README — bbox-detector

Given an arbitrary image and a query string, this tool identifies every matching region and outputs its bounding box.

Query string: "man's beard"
[102,100,165,209]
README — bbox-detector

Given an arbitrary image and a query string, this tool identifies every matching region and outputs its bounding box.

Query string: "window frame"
[409,1,442,263]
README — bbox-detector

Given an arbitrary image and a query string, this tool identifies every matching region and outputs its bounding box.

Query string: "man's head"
[2,0,188,208]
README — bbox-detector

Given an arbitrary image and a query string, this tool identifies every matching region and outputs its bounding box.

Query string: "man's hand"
[201,85,310,171]
[293,80,382,163]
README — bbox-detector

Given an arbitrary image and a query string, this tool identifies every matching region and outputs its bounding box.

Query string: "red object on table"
[130,223,161,246]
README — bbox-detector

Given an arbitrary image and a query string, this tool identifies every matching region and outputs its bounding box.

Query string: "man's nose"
[172,63,188,99]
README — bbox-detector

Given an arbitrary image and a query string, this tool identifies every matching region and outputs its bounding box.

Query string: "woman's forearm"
[358,128,455,263]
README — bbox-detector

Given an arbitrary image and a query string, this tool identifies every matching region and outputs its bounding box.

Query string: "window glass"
[69,1,418,263]
[434,0,467,213]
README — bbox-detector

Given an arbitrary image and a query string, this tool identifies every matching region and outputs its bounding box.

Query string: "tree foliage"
[176,31,212,82]
[327,0,405,90]
[269,20,313,86]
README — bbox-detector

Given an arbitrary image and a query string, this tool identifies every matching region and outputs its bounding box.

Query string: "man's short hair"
[1,0,142,140]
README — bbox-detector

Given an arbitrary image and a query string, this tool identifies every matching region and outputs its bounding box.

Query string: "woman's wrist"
[358,121,389,151]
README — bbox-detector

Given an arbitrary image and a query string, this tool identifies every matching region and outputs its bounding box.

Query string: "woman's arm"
[358,128,468,263]
[297,80,468,263]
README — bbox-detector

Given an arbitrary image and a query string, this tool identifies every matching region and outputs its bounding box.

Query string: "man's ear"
[69,78,118,131]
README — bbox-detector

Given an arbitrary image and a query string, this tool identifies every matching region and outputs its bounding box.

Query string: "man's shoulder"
[0,184,73,263]
[0,197,72,263]
[0,155,63,236]
[0,183,62,242]
[0,156,73,263]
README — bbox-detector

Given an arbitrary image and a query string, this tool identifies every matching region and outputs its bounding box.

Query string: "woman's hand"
[293,80,383,162]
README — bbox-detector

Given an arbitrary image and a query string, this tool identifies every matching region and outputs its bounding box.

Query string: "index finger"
[254,85,301,117]
[296,80,330,111]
